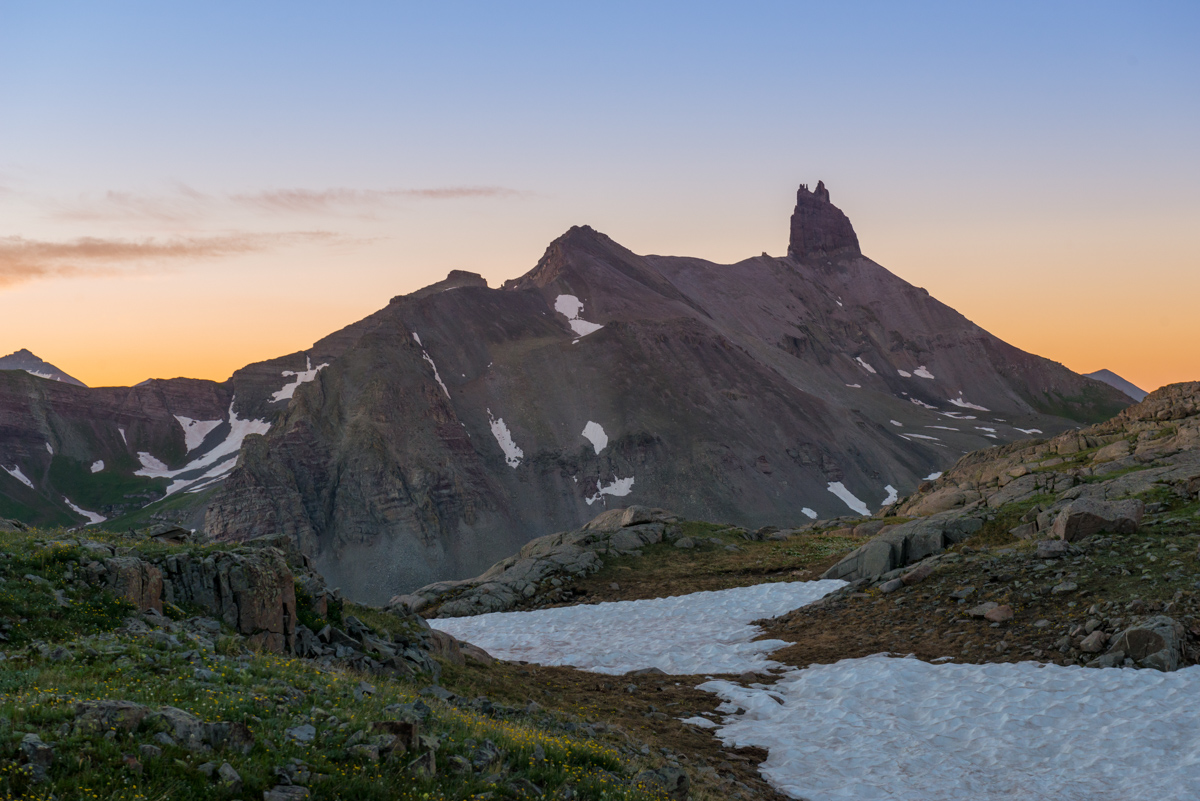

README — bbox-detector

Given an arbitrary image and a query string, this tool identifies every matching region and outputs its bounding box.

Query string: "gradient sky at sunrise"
[1,2,1196,392]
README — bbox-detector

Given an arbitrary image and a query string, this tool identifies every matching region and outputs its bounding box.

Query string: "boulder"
[74,700,151,734]
[822,511,982,581]
[1105,616,1186,671]
[1036,540,1070,559]
[1050,498,1144,542]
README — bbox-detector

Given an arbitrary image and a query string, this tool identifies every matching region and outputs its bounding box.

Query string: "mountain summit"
[0,182,1132,602]
[788,180,860,259]
[0,349,86,387]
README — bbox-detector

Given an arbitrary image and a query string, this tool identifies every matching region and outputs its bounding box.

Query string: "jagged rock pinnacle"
[787,180,861,260]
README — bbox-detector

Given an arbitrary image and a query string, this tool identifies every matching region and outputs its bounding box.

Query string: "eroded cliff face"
[201,184,1130,603]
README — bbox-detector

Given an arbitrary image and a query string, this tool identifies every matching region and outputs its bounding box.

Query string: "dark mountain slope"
[199,184,1130,602]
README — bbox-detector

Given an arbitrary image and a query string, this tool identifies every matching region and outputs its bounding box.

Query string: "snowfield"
[429,580,845,675]
[701,655,1200,801]
[433,580,1199,800]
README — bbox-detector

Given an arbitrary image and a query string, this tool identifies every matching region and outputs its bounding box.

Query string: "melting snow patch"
[845,383,861,389]
[581,421,608,455]
[90,460,104,473]
[135,452,169,473]
[24,369,58,381]
[914,365,935,379]
[487,409,524,468]
[940,410,976,420]
[175,415,223,452]
[2,465,34,489]
[679,716,718,729]
[45,442,53,455]
[699,655,1200,801]
[136,399,271,495]
[900,433,940,441]
[909,398,937,410]
[64,497,106,525]
[554,294,604,337]
[411,332,422,346]
[585,475,635,506]
[421,352,451,398]
[118,428,127,445]
[889,420,902,427]
[271,356,329,402]
[1016,428,1044,435]
[927,426,959,431]
[801,508,818,519]
[882,485,898,506]
[976,426,997,433]
[429,580,844,675]
[924,472,943,481]
[949,394,990,412]
[897,369,912,378]
[855,357,876,374]
[827,482,869,516]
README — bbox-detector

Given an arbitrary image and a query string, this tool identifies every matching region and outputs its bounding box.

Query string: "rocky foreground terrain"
[2,182,1130,603]
[1,382,1198,800]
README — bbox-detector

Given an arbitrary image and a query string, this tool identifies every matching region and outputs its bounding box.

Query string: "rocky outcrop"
[82,543,296,653]
[161,549,297,653]
[102,557,165,614]
[787,181,860,260]
[822,510,983,582]
[396,506,679,618]
[1049,498,1144,541]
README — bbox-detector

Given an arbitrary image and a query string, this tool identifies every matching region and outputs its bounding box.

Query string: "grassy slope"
[0,528,673,801]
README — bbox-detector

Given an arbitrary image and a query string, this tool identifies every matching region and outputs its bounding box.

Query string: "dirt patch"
[440,659,791,801]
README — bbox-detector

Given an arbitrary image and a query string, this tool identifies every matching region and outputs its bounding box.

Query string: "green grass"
[47,456,168,513]
[0,527,670,801]
[99,488,216,533]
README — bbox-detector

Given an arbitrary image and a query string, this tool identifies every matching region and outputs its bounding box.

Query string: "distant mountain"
[0,181,1134,602]
[200,181,1131,602]
[0,349,86,387]
[1086,369,1148,402]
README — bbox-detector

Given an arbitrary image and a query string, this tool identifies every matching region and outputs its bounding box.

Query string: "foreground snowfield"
[432,581,1200,800]
[703,655,1200,801]
[428,580,846,675]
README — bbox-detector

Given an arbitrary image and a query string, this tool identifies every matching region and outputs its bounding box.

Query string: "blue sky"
[1,2,1196,387]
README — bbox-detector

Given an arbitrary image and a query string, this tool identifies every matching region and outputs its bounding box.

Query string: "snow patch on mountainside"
[855,357,876,374]
[827,482,869,515]
[585,475,635,505]
[949,394,990,412]
[135,400,271,495]
[175,416,223,452]
[581,421,608,454]
[271,356,329,402]
[914,365,935,379]
[90,461,104,473]
[554,294,604,337]
[2,465,33,489]
[429,580,845,675]
[882,485,898,505]
[487,409,524,468]
[64,497,106,525]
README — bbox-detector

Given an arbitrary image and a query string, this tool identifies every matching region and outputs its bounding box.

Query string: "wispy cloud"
[233,186,520,213]
[48,185,523,223]
[0,231,333,288]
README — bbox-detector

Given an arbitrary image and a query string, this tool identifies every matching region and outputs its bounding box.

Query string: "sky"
[1,1,1196,391]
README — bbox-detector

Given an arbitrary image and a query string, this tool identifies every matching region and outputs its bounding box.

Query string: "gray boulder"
[401,506,677,618]
[822,510,982,582]
[1050,498,1144,541]
[1105,616,1186,671]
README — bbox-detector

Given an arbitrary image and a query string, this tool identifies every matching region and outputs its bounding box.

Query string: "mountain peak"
[0,349,87,387]
[787,180,861,260]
